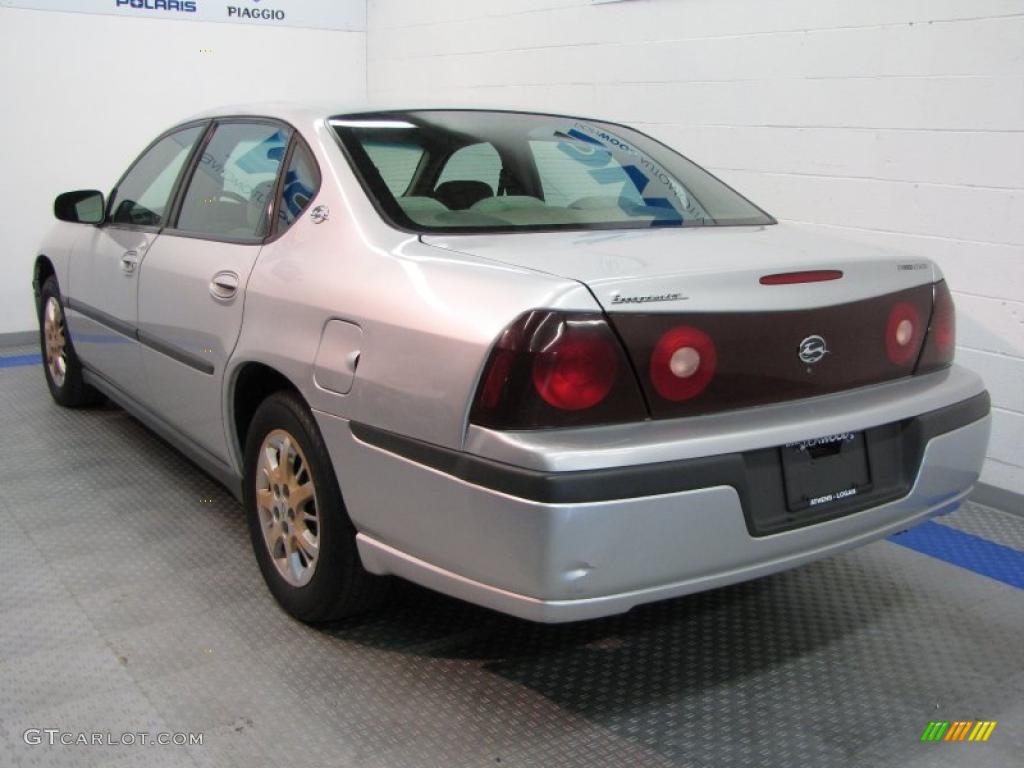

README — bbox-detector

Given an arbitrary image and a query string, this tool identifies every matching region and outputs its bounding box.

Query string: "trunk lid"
[424,224,940,419]
[421,223,937,314]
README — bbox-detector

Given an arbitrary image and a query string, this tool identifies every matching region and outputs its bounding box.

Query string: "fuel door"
[313,319,362,395]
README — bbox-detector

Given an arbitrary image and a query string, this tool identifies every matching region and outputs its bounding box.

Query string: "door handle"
[121,251,139,275]
[209,271,240,300]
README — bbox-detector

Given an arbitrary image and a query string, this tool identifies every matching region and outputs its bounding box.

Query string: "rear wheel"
[38,276,102,407]
[243,390,389,622]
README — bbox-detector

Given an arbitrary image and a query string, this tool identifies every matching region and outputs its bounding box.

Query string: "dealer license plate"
[781,431,872,513]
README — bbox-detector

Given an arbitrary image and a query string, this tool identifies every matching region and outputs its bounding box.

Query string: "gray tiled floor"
[0,358,1021,768]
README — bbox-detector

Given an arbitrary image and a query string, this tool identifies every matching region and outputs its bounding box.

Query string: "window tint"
[363,142,422,196]
[531,140,642,208]
[176,122,289,240]
[109,126,203,228]
[436,142,501,194]
[275,141,320,232]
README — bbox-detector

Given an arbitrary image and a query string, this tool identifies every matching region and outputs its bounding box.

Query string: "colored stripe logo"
[920,721,997,742]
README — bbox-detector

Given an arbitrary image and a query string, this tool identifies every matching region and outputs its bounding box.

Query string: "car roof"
[186,102,355,123]
[184,103,603,125]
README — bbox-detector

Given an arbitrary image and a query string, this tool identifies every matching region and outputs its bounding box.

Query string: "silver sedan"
[33,106,990,623]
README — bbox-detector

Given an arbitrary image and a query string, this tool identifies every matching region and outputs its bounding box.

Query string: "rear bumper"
[317,377,990,623]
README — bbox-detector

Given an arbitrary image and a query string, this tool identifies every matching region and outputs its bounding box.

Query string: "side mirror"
[54,190,105,225]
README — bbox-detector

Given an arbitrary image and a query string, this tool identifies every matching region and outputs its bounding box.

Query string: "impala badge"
[310,205,330,224]
[610,291,688,305]
[799,335,828,364]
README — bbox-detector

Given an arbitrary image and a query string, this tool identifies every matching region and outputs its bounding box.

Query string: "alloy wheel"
[43,297,68,388]
[255,429,321,587]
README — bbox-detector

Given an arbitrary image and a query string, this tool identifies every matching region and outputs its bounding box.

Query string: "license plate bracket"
[781,432,872,513]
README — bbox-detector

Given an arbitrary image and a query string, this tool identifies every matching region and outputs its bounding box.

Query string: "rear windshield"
[331,110,774,233]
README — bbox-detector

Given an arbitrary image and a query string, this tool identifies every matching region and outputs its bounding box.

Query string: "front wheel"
[243,390,390,623]
[38,276,102,407]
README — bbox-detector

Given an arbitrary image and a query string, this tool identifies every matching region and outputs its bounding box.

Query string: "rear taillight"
[470,311,647,429]
[916,280,956,374]
[649,326,717,401]
[885,301,924,366]
[532,325,618,410]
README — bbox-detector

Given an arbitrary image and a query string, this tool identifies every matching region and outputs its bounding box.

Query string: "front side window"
[332,110,774,233]
[176,121,290,240]
[109,126,203,228]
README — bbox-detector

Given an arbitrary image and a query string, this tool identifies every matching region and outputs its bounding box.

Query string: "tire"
[38,276,103,408]
[243,390,390,623]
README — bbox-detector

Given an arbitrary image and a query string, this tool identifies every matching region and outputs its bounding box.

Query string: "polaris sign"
[0,0,366,31]
[114,0,196,11]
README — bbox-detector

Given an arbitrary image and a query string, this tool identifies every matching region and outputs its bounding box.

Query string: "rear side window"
[275,140,320,233]
[109,126,203,228]
[176,122,289,240]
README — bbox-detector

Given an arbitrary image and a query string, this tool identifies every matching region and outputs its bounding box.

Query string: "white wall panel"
[713,170,1024,245]
[657,127,1024,190]
[988,409,1024,479]
[980,458,1024,497]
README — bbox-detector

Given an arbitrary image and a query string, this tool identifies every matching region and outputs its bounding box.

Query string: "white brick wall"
[368,0,1024,495]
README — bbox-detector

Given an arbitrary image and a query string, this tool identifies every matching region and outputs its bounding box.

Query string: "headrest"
[433,180,493,210]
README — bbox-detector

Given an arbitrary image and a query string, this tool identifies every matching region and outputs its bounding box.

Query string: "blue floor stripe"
[890,521,1024,589]
[0,354,40,368]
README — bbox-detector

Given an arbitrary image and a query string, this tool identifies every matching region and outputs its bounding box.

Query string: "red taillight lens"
[477,348,515,410]
[470,311,647,429]
[916,280,956,374]
[649,326,717,402]
[885,301,924,366]
[532,327,618,410]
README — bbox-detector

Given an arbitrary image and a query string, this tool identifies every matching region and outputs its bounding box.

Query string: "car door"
[67,124,206,401]
[136,119,292,461]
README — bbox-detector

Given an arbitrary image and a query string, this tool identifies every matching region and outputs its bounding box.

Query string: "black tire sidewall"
[242,391,363,622]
